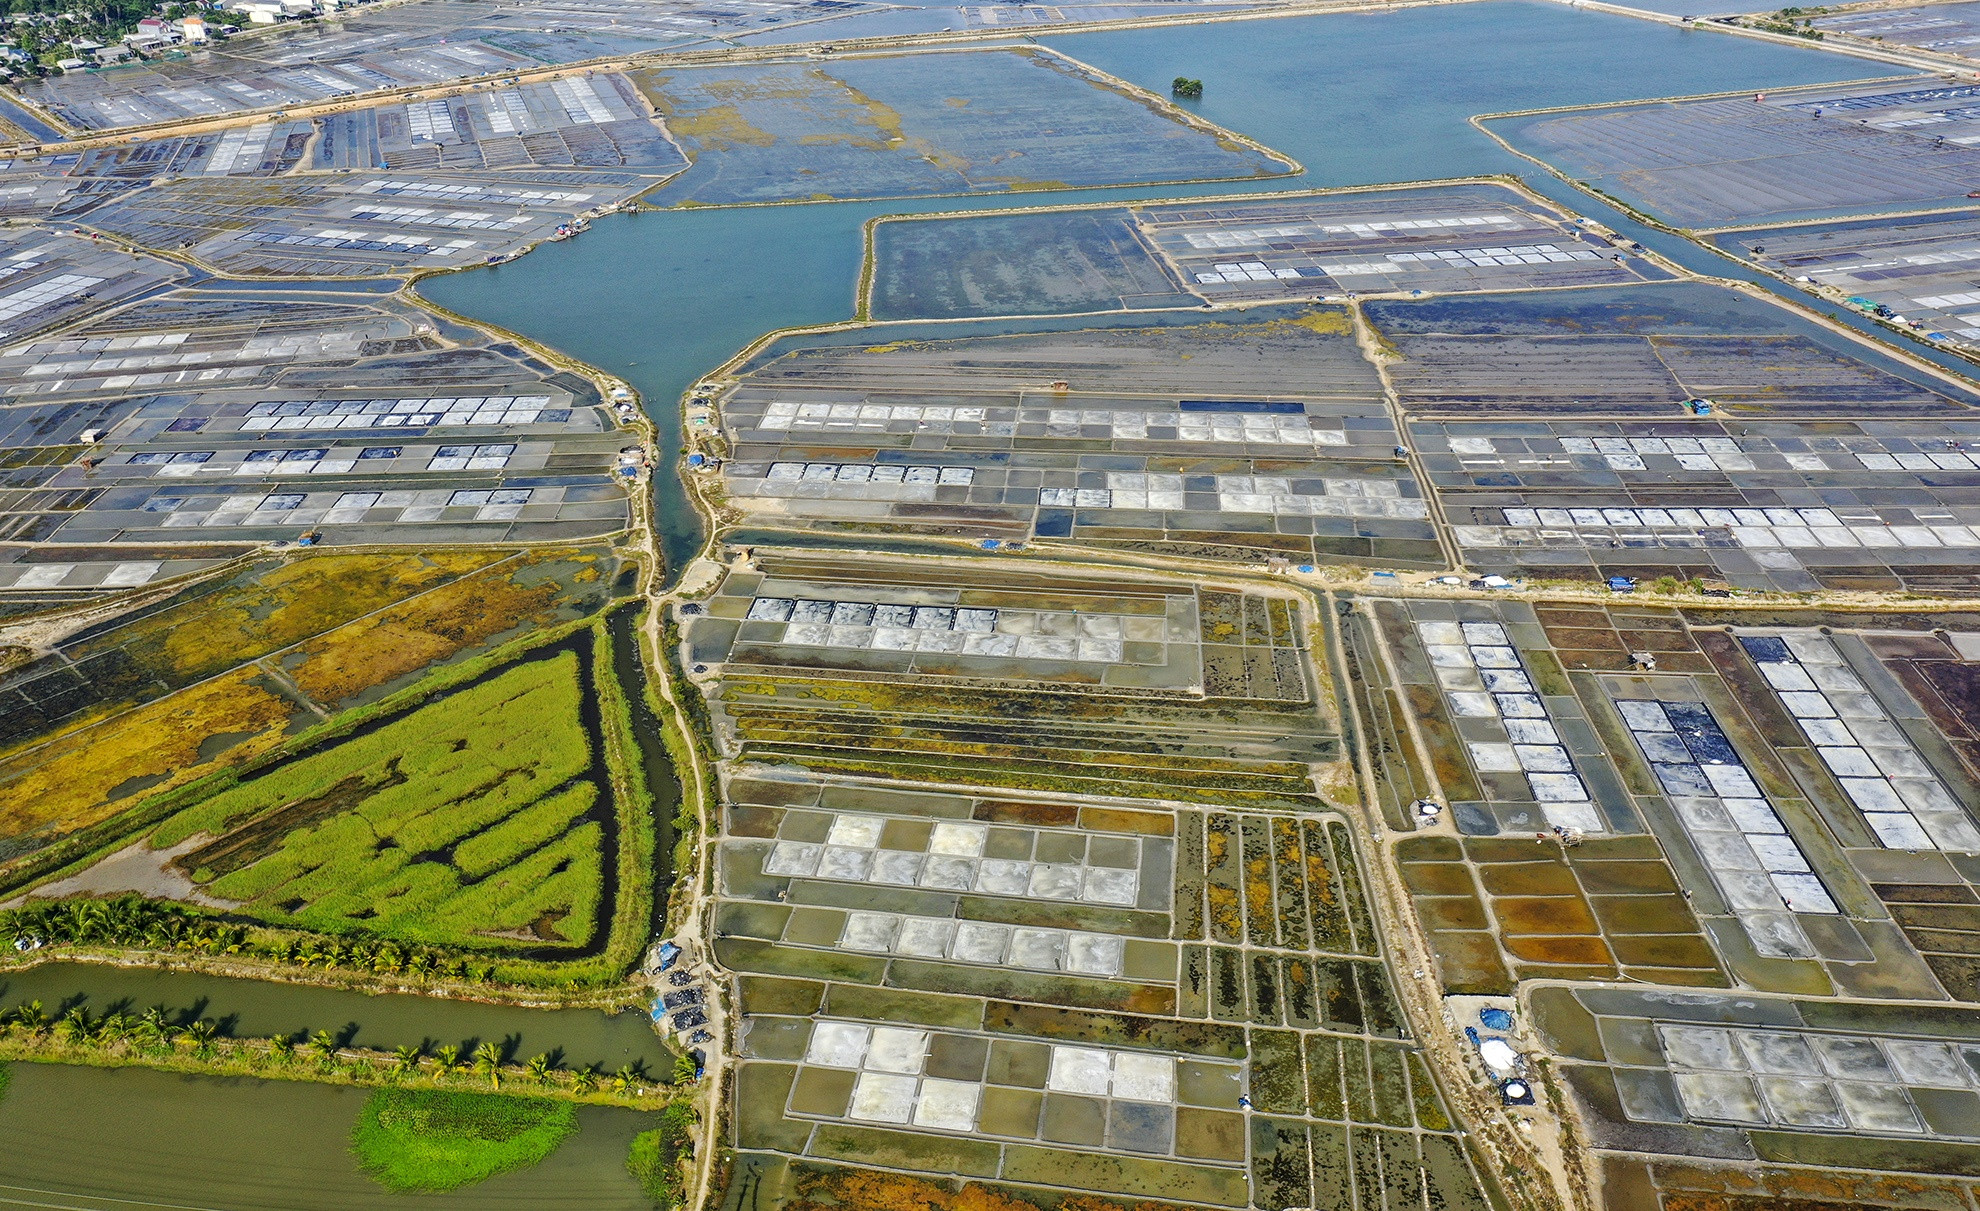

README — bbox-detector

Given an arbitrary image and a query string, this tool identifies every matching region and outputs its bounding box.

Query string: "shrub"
[627,1101,697,1204]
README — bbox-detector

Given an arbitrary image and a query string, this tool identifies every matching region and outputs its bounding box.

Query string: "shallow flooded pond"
[0,1063,656,1210]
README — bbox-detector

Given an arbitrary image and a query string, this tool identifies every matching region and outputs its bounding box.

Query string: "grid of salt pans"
[1558,435,1756,471]
[745,596,1144,664]
[0,272,101,328]
[237,448,384,475]
[205,123,278,175]
[139,447,400,477]
[1452,433,1980,473]
[1218,474,1425,518]
[1853,449,1980,470]
[407,99,455,141]
[751,401,1345,444]
[357,179,595,205]
[127,447,496,478]
[753,462,974,500]
[1257,244,1598,281]
[148,486,538,526]
[761,814,1141,906]
[1568,438,1980,474]
[20,344,239,376]
[427,443,515,472]
[1487,505,1980,550]
[550,77,623,125]
[10,364,260,396]
[1652,1022,1980,1137]
[1914,286,1980,309]
[1738,633,1980,851]
[236,227,463,257]
[0,561,162,589]
[1177,213,1521,248]
[50,331,364,381]
[802,1020,1177,1136]
[1035,473,1425,518]
[348,204,529,232]
[836,910,1127,978]
[1418,620,1603,832]
[240,396,556,431]
[1614,698,1834,959]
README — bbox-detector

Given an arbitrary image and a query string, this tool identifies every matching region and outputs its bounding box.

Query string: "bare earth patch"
[11,834,239,909]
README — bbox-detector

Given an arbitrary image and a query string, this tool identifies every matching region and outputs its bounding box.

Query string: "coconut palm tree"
[473,1042,503,1088]
[611,1065,638,1096]
[53,1008,92,1046]
[571,1065,599,1095]
[390,1044,422,1077]
[526,1053,553,1085]
[72,900,110,944]
[182,1019,219,1056]
[134,1007,174,1051]
[94,1012,133,1048]
[306,1029,339,1068]
[4,1001,46,1037]
[432,1044,462,1078]
[267,1033,296,1063]
[130,1016,164,1051]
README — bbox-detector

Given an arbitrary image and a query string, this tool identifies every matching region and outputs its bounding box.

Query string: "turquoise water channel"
[1,5,1887,1205]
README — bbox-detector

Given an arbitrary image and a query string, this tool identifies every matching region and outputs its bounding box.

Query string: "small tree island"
[1172,77,1204,98]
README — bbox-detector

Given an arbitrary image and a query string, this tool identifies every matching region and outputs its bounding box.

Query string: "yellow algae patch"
[663,103,778,149]
[1287,309,1353,335]
[4,552,505,767]
[825,69,907,143]
[70,552,503,691]
[284,559,566,709]
[0,670,294,842]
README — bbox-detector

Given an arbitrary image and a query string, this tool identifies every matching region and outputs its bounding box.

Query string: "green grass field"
[352,1089,578,1192]
[152,651,608,951]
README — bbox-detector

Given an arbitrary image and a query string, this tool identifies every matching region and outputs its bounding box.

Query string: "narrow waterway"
[0,962,670,1071]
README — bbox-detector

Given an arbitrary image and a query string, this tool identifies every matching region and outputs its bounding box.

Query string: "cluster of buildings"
[1,6,219,74]
[2,0,373,77]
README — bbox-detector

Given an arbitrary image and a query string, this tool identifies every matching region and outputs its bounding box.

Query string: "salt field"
[1494,78,1980,227]
[7,1,1980,1208]
[870,182,1659,319]
[639,47,1292,206]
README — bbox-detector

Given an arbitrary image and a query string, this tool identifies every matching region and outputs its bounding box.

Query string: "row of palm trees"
[0,1000,655,1097]
[2,1001,223,1056]
[2,895,494,985]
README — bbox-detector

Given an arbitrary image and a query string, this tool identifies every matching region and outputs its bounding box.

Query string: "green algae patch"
[152,650,607,951]
[353,1088,577,1192]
